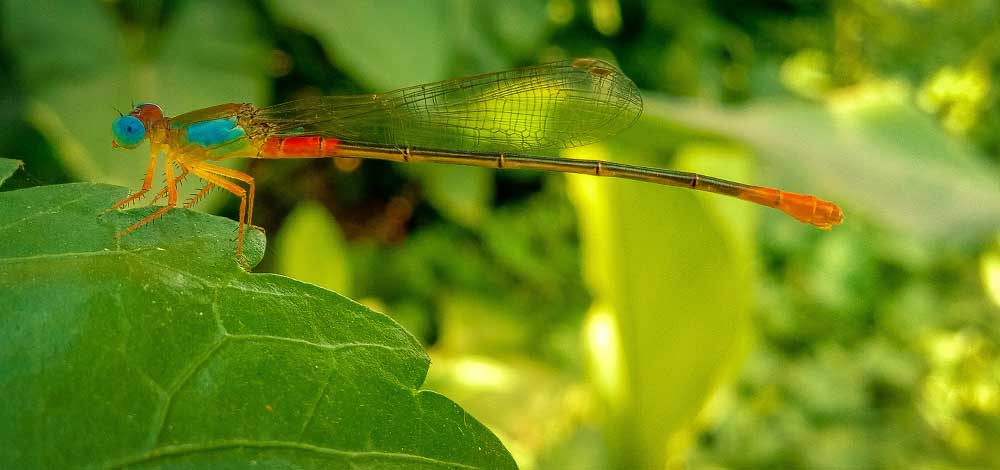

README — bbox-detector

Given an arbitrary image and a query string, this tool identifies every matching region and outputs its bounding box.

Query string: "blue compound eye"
[112,115,146,148]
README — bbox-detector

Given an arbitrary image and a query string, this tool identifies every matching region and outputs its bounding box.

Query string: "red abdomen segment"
[739,187,844,229]
[258,136,340,158]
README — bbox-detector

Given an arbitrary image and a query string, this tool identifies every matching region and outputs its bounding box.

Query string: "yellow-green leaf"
[567,143,753,469]
[274,200,352,294]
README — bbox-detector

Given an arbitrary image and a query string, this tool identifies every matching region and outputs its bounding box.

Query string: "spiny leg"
[186,164,251,268]
[114,155,178,239]
[102,143,160,214]
[193,164,260,232]
[150,165,189,205]
[183,183,215,208]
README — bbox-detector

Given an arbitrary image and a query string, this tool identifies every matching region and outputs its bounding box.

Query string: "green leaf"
[0,159,21,186]
[566,143,753,469]
[3,0,269,208]
[274,200,353,295]
[0,163,516,469]
[267,0,452,90]
[983,235,1000,308]
[644,91,1000,243]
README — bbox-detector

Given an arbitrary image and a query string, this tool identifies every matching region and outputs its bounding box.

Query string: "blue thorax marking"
[185,118,246,147]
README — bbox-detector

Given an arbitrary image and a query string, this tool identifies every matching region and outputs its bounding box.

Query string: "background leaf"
[644,91,1000,243]
[566,143,754,469]
[274,200,352,294]
[267,0,451,90]
[0,163,515,469]
[0,158,21,186]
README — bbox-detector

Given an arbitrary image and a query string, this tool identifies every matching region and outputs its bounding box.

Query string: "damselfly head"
[111,103,163,149]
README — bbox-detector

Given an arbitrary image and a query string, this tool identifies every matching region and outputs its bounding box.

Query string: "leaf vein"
[106,439,482,469]
[150,336,227,447]
[298,363,336,440]
[0,248,216,286]
[0,192,95,232]
[225,333,413,354]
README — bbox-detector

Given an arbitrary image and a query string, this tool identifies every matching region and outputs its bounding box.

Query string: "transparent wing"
[256,58,643,153]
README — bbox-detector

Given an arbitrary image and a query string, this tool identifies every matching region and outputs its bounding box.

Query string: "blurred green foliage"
[4,0,1000,468]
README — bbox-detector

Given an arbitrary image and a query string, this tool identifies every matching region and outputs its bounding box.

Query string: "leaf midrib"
[104,439,483,470]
